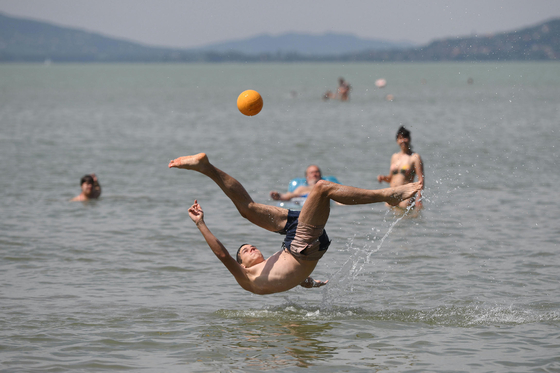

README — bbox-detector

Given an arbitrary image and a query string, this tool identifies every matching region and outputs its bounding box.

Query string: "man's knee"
[313,179,333,195]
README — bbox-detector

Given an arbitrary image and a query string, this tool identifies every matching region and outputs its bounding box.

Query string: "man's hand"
[300,277,328,288]
[270,191,281,201]
[377,174,389,183]
[188,200,204,225]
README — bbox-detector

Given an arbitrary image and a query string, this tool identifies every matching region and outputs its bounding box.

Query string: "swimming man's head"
[305,165,322,185]
[80,174,94,186]
[80,175,94,197]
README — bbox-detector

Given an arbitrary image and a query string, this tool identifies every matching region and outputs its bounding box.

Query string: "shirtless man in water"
[71,174,102,202]
[269,164,322,202]
[169,153,422,295]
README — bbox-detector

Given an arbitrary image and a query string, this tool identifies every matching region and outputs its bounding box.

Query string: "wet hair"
[396,126,411,140]
[236,243,249,264]
[80,175,94,186]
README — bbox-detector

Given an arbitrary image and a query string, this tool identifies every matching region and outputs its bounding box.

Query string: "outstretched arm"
[270,186,310,201]
[378,154,396,184]
[270,190,300,201]
[189,200,253,292]
[377,174,391,183]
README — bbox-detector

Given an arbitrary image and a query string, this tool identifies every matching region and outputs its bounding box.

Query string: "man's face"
[238,244,265,268]
[306,166,322,185]
[81,181,93,196]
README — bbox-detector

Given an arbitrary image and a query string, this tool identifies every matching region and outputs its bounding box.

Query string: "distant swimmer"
[322,78,351,101]
[71,174,101,202]
[377,126,424,210]
[337,77,351,101]
[270,164,322,202]
[169,153,421,295]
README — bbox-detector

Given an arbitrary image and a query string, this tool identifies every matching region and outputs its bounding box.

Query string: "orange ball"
[237,90,263,116]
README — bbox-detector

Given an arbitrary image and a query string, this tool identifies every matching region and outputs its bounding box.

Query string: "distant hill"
[0,12,558,62]
[0,12,184,62]
[0,12,412,62]
[343,18,560,62]
[191,32,416,55]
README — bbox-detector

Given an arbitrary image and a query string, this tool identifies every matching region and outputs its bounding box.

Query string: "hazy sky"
[1,0,560,48]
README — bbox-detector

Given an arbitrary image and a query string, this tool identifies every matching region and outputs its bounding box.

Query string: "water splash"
[321,202,417,307]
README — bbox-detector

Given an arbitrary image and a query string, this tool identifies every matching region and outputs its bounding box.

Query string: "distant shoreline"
[1,12,558,63]
[1,60,559,65]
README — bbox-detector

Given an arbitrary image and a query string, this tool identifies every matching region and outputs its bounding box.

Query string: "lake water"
[1,62,559,372]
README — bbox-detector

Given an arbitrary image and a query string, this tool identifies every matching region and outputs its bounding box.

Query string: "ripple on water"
[215,301,560,328]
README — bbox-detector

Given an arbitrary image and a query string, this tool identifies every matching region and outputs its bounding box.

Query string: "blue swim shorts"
[278,210,330,261]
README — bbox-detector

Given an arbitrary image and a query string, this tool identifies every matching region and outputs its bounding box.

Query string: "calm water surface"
[1,62,559,372]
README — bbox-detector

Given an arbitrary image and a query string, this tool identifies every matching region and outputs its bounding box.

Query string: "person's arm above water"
[270,190,299,201]
[378,154,397,184]
[377,174,391,183]
[90,174,102,199]
[270,186,310,201]
[188,200,253,292]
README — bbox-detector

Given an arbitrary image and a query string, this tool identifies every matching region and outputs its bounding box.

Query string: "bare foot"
[168,153,208,170]
[385,182,422,206]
